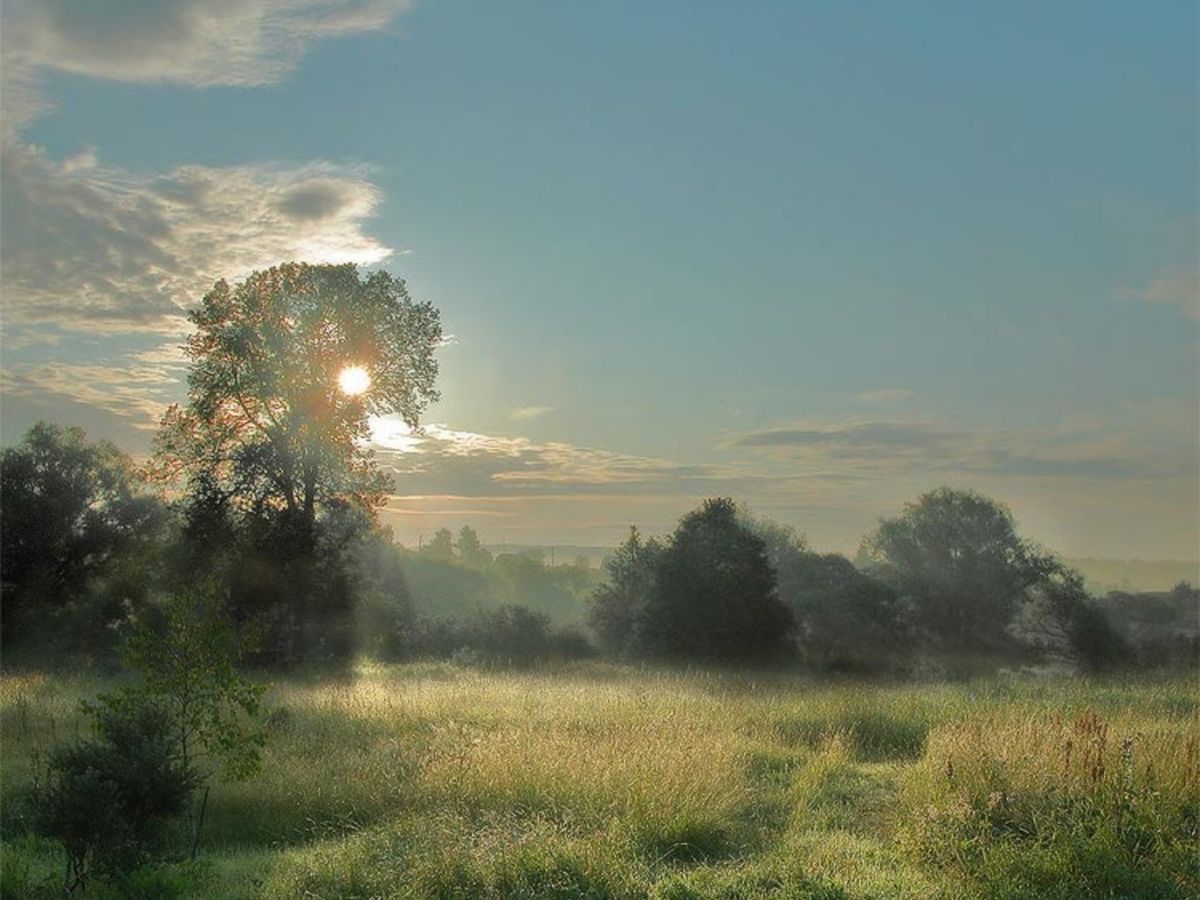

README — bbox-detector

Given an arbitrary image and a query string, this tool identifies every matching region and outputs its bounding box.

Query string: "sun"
[338,365,371,396]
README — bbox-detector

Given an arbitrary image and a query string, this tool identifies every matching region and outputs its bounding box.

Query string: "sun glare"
[338,365,371,396]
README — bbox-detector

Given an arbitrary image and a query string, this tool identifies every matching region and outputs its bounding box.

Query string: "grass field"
[1,664,1197,899]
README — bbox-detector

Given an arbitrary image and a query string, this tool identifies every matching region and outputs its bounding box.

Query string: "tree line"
[586,491,1187,675]
[4,418,1195,676]
[1,263,1194,676]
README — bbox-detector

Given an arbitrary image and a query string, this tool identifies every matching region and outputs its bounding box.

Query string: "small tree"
[36,697,199,892]
[588,526,661,656]
[455,525,493,568]
[0,422,169,655]
[422,527,455,561]
[1020,568,1133,673]
[106,580,267,855]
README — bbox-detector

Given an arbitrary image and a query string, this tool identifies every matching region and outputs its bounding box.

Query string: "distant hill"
[1063,558,1198,593]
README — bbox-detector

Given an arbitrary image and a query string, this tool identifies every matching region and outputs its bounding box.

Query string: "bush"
[34,697,199,891]
[407,606,595,665]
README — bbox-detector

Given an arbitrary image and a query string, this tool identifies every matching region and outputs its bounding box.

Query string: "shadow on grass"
[775,710,928,762]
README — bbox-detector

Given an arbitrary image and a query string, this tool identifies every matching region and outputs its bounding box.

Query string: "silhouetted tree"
[741,511,910,672]
[793,553,911,673]
[152,263,441,534]
[1091,582,1197,670]
[641,498,795,662]
[422,527,455,561]
[860,487,1057,670]
[0,422,169,654]
[1020,568,1133,672]
[455,525,493,568]
[148,263,441,665]
[587,526,661,656]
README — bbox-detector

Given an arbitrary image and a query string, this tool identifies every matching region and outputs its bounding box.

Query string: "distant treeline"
[2,421,1196,675]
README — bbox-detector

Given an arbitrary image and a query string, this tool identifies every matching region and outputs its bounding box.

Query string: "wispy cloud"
[3,0,413,128]
[725,413,1196,481]
[371,421,811,500]
[1119,270,1199,320]
[2,360,184,429]
[1,146,393,334]
[854,388,915,403]
[509,405,555,422]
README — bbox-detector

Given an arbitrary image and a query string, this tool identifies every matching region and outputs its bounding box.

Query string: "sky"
[1,0,1197,559]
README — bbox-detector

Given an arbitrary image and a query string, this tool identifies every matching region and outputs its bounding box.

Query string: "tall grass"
[1,664,1196,898]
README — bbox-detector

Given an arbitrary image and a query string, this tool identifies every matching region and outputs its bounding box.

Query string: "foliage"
[114,580,267,783]
[860,487,1058,669]
[1094,582,1200,671]
[34,696,199,891]
[0,422,170,655]
[792,553,913,673]
[151,262,441,528]
[399,537,599,630]
[587,526,662,657]
[408,605,594,665]
[743,512,912,673]
[1020,569,1134,673]
[640,498,795,662]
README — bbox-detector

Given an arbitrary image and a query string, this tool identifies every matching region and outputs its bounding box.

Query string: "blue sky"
[2,0,1196,558]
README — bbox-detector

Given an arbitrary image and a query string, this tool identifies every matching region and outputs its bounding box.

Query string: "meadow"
[1,664,1197,899]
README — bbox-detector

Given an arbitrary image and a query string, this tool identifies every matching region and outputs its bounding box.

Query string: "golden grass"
[1,663,1196,899]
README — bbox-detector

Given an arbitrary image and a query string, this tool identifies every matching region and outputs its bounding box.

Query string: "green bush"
[34,697,199,891]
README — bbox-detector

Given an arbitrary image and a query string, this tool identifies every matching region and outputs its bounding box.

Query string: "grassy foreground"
[1,664,1197,899]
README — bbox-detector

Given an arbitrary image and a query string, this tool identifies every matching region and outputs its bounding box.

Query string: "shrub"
[34,697,199,891]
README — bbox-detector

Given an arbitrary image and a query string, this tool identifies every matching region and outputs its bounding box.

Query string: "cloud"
[732,420,954,453]
[855,388,915,403]
[4,1,411,103]
[369,419,873,546]
[0,144,392,333]
[2,358,185,429]
[372,421,805,500]
[725,414,1196,481]
[509,405,554,422]
[1119,270,1199,319]
[0,0,413,335]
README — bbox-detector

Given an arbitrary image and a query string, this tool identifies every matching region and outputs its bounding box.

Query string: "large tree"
[151,263,441,665]
[641,498,795,662]
[1,422,168,652]
[859,487,1057,666]
[152,262,441,533]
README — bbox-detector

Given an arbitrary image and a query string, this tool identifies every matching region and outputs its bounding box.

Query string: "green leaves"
[116,580,268,784]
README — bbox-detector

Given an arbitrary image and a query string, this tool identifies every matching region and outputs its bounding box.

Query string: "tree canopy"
[860,487,1057,665]
[0,422,168,651]
[152,262,442,530]
[640,498,795,662]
